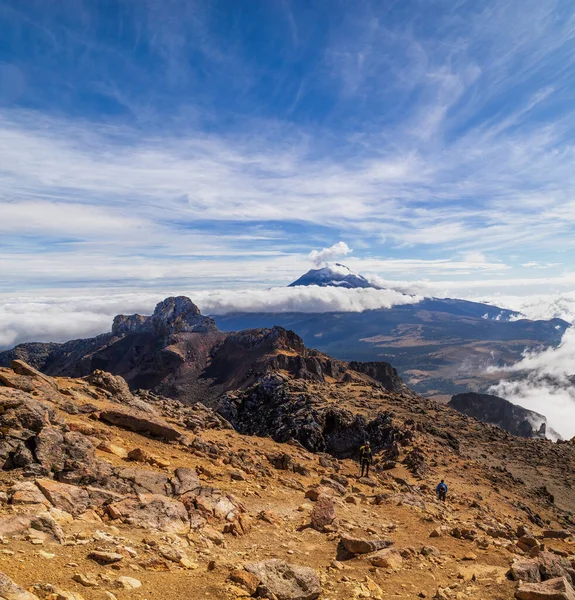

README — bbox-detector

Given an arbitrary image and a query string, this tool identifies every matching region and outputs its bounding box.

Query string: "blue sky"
[2,0,575,295]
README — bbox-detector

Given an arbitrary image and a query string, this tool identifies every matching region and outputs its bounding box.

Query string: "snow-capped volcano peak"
[288,263,381,289]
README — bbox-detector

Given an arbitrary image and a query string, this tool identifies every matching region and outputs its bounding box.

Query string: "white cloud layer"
[489,326,575,440]
[0,286,421,349]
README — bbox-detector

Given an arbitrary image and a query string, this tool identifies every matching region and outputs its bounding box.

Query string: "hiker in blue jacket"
[436,479,448,502]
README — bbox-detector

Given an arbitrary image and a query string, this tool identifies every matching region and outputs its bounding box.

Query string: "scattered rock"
[341,536,393,554]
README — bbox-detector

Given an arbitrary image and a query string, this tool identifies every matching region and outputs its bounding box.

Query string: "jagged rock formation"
[348,361,404,393]
[216,374,401,457]
[449,392,553,439]
[0,297,407,405]
[112,296,218,337]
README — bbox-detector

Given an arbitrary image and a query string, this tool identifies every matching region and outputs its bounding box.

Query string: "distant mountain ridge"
[214,266,568,398]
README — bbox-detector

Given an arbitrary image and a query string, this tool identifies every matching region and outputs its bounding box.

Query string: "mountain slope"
[0,353,574,599]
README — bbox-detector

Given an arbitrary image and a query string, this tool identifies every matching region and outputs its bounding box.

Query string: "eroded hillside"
[0,359,573,599]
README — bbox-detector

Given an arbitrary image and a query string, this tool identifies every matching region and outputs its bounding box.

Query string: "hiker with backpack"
[359,441,372,478]
[436,479,448,502]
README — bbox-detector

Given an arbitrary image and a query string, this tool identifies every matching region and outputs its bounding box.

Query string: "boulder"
[35,428,66,472]
[107,493,190,534]
[116,577,141,590]
[98,407,181,440]
[310,496,336,532]
[516,576,575,600]
[371,548,403,569]
[0,571,40,599]
[341,536,393,554]
[244,559,321,600]
[0,515,33,537]
[116,467,172,496]
[9,482,49,506]
[171,467,201,496]
[11,360,58,390]
[230,570,260,595]
[35,479,91,516]
[86,371,134,405]
[509,553,575,585]
[180,486,243,522]
[304,486,332,502]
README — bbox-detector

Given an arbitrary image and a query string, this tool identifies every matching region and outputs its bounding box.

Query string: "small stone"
[116,576,142,590]
[72,573,99,588]
[230,570,260,595]
[371,548,403,569]
[88,551,123,565]
[341,536,393,554]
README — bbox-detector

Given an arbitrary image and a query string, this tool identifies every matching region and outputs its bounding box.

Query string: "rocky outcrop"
[348,361,405,392]
[0,297,409,407]
[508,552,575,584]
[112,297,217,338]
[216,374,400,457]
[449,392,551,439]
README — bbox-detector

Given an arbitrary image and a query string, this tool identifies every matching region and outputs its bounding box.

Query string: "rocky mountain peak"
[288,263,380,289]
[112,296,217,338]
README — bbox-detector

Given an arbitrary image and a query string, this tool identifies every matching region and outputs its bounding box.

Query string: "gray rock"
[116,467,172,496]
[516,576,575,600]
[98,407,181,440]
[341,536,393,554]
[86,371,133,405]
[244,559,321,600]
[171,467,201,496]
[107,493,190,534]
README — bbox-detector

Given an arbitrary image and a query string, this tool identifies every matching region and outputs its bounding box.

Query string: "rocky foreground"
[0,360,573,599]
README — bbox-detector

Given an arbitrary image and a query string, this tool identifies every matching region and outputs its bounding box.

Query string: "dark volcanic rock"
[216,374,399,457]
[449,392,550,439]
[348,361,404,392]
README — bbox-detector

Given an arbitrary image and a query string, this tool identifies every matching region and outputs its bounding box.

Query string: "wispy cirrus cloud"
[1,0,575,293]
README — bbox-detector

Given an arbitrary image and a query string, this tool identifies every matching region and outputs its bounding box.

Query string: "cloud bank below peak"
[0,286,422,349]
